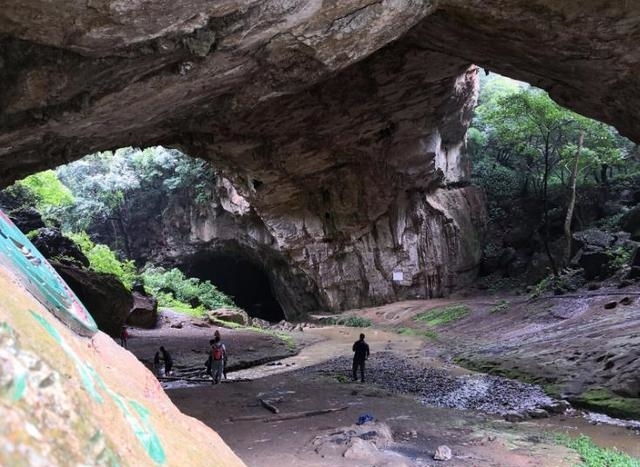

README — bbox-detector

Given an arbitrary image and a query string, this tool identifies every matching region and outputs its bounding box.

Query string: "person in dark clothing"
[352,333,370,383]
[159,346,173,376]
[120,326,129,348]
[153,351,162,377]
[205,338,215,376]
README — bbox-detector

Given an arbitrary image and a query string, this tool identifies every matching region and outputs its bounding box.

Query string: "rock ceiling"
[1,0,638,311]
[1,1,638,186]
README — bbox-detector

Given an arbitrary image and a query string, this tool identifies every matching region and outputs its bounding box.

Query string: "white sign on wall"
[392,271,403,282]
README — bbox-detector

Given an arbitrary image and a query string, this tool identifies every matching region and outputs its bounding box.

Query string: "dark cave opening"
[183,251,285,323]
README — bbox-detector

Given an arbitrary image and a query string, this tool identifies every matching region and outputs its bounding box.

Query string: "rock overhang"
[1,0,639,310]
[2,1,639,185]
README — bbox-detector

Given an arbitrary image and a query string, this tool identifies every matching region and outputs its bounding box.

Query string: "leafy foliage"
[141,266,236,315]
[609,246,632,271]
[324,315,372,327]
[17,170,75,207]
[530,268,585,298]
[2,170,74,226]
[472,78,628,196]
[68,231,137,289]
[54,146,215,233]
[557,434,640,467]
[397,327,439,341]
[471,73,636,281]
[488,300,509,314]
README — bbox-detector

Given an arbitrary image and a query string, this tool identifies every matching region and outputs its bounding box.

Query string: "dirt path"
[129,301,640,466]
[170,365,577,467]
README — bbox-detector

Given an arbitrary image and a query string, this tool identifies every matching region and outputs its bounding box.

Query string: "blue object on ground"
[356,414,374,425]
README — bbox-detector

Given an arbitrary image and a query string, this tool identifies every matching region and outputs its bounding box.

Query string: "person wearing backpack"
[210,333,227,385]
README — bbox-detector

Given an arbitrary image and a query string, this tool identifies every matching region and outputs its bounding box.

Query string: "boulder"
[8,207,45,233]
[250,317,272,329]
[343,438,379,461]
[433,445,452,461]
[577,250,614,281]
[0,260,245,467]
[51,262,132,337]
[30,228,89,268]
[572,229,615,251]
[207,308,249,326]
[571,229,619,280]
[127,291,158,328]
[526,408,550,419]
[504,412,526,423]
[312,422,394,461]
[0,191,44,232]
[621,206,640,240]
[630,246,640,268]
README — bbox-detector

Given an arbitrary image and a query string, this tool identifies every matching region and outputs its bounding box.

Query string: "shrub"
[610,246,632,270]
[141,266,236,312]
[324,316,372,327]
[67,231,137,289]
[488,300,509,314]
[397,327,440,341]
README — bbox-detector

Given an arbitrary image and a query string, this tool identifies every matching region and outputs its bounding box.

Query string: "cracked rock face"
[1,1,639,312]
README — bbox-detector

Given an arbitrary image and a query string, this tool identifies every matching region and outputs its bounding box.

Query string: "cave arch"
[2,2,640,312]
[180,249,285,323]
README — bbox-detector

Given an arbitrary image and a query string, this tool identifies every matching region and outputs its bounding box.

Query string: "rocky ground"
[126,293,640,467]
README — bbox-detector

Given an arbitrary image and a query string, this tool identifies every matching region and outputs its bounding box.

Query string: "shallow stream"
[165,326,640,458]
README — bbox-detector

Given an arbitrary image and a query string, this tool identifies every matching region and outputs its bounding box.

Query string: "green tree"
[55,146,215,258]
[470,75,630,273]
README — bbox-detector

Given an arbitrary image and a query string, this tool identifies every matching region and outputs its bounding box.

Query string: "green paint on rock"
[30,310,103,402]
[7,372,27,401]
[29,310,166,464]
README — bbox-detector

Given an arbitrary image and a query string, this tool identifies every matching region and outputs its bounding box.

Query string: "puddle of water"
[533,412,640,458]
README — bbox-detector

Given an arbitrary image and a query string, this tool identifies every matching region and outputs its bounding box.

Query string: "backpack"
[212,343,224,361]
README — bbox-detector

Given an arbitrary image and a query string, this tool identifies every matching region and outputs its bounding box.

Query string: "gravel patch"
[299,352,556,415]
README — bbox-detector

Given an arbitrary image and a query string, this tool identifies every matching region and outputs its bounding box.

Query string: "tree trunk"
[542,136,558,276]
[564,132,583,266]
[600,163,609,186]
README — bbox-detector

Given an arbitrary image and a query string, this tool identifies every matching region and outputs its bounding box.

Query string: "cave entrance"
[182,250,285,323]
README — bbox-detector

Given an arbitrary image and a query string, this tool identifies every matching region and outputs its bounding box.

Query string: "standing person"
[214,330,228,380]
[352,333,370,383]
[205,338,215,376]
[119,325,129,348]
[153,351,162,377]
[159,346,173,376]
[210,334,227,385]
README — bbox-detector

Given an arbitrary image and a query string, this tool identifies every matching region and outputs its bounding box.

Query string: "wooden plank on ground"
[228,406,349,422]
[259,398,280,414]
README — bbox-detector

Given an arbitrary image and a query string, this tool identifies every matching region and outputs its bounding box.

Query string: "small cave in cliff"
[183,252,285,323]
